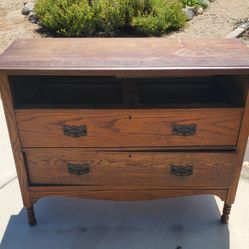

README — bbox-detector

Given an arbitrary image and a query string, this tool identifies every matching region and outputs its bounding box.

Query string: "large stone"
[183,6,196,21]
[28,11,38,23]
[22,2,34,15]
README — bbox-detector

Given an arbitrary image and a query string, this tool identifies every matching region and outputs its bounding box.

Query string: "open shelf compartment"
[9,75,244,109]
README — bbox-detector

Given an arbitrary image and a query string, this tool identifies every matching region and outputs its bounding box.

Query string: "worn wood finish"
[1,38,249,224]
[0,74,32,208]
[29,186,228,202]
[221,204,232,224]
[25,149,236,188]
[22,145,237,152]
[226,77,249,205]
[26,205,36,226]
[16,108,243,148]
[1,39,249,76]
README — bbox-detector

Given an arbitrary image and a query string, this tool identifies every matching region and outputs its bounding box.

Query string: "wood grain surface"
[16,108,243,148]
[1,39,249,224]
[0,74,32,207]
[25,149,236,189]
[227,76,249,204]
[30,186,228,202]
[1,38,249,76]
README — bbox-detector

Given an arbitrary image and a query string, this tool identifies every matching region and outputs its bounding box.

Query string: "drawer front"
[16,109,243,148]
[25,149,235,188]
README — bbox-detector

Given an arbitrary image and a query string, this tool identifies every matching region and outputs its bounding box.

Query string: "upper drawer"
[16,108,243,148]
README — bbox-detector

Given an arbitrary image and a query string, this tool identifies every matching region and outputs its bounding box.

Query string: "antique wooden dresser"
[0,38,249,225]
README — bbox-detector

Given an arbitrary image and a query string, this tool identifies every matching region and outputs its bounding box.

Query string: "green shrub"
[181,0,208,8]
[130,0,154,16]
[35,0,95,36]
[35,0,187,36]
[133,0,186,35]
[92,0,131,34]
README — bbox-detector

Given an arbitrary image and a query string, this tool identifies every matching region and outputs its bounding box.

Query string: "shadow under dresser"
[0,38,249,225]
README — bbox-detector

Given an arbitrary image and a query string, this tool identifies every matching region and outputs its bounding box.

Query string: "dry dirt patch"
[0,0,42,54]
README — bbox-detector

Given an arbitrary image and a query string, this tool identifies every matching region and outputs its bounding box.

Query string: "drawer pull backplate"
[172,124,197,136]
[171,165,193,177]
[67,163,90,175]
[63,125,87,137]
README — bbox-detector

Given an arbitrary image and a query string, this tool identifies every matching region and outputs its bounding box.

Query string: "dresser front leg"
[26,205,37,226]
[221,203,232,224]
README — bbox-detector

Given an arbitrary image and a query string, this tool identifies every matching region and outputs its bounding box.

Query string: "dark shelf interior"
[9,75,244,109]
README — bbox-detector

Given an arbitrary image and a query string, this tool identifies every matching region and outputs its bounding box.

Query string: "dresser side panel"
[0,73,31,207]
[227,76,249,204]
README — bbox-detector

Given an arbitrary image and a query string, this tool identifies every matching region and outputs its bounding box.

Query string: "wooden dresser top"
[1,38,249,76]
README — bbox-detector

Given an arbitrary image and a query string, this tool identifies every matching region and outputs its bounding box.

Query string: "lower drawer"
[25,149,236,189]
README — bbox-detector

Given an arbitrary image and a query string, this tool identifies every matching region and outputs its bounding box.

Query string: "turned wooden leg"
[221,203,232,224]
[26,205,37,226]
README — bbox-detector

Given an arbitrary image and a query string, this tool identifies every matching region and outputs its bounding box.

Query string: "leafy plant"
[133,0,186,35]
[181,0,208,8]
[35,0,187,36]
[35,0,94,36]
[92,0,131,34]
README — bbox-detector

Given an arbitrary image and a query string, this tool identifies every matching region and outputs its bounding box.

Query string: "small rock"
[183,6,196,21]
[243,161,249,168]
[97,32,105,36]
[28,11,37,23]
[22,2,34,15]
[196,6,204,15]
[242,161,249,180]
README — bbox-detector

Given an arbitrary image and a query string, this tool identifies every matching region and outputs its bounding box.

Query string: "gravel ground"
[0,0,42,55]
[0,0,249,54]
[169,0,249,39]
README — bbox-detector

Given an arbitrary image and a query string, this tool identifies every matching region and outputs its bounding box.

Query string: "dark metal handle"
[67,163,90,175]
[63,125,87,137]
[172,124,197,136]
[171,165,193,177]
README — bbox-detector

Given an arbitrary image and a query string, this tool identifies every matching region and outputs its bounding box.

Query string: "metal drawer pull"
[67,163,90,175]
[63,125,87,137]
[172,124,197,136]
[171,165,193,177]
